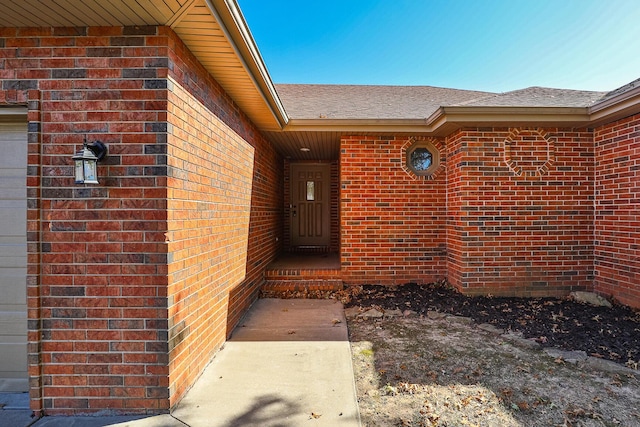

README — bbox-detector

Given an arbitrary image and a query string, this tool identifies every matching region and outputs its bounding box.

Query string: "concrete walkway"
[4,298,360,427]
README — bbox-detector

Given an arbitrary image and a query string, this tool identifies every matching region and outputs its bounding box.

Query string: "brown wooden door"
[290,163,330,247]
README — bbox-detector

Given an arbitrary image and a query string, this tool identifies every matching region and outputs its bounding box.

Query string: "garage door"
[0,110,28,392]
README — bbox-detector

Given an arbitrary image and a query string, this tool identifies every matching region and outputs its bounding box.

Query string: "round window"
[410,147,432,172]
[406,140,439,176]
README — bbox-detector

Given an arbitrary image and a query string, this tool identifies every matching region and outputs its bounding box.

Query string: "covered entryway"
[263,161,342,293]
[0,110,28,392]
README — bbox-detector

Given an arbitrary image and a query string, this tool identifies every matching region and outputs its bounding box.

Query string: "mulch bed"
[342,282,640,368]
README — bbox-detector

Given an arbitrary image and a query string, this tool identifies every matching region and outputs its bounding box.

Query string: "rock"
[478,323,502,334]
[502,332,541,350]
[426,311,447,320]
[359,308,384,319]
[446,315,473,325]
[544,348,588,364]
[344,307,361,318]
[583,356,637,375]
[570,291,612,308]
[403,309,417,317]
[383,309,404,318]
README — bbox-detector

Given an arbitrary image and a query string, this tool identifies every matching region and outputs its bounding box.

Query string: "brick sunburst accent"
[504,128,555,177]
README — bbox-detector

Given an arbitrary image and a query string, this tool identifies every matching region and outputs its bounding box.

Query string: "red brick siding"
[166,80,252,406]
[340,136,447,285]
[164,29,282,406]
[331,160,340,252]
[164,33,283,322]
[1,26,172,416]
[0,26,282,415]
[226,139,282,329]
[446,128,594,296]
[445,130,466,291]
[594,114,640,308]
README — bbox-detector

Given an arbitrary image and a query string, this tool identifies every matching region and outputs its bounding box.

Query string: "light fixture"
[73,140,107,184]
[300,147,311,152]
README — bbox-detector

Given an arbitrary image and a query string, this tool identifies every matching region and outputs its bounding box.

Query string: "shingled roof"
[275,84,496,120]
[275,83,608,120]
[464,86,607,107]
[597,77,640,103]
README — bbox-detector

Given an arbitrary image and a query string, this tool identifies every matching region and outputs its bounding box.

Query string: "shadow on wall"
[225,147,284,339]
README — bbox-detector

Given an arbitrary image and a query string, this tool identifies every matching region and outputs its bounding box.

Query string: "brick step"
[264,268,342,283]
[262,279,344,293]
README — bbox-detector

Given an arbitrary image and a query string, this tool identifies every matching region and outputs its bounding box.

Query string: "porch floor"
[266,252,340,270]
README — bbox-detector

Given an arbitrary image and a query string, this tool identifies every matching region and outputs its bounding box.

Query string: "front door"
[290,163,330,247]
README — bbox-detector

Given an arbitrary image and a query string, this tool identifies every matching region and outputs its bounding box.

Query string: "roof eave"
[428,106,593,135]
[285,118,431,134]
[206,0,288,130]
[284,106,593,136]
[588,85,640,127]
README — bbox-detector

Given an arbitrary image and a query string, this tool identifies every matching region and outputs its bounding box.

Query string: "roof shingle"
[275,84,495,120]
[464,86,607,108]
[275,84,607,120]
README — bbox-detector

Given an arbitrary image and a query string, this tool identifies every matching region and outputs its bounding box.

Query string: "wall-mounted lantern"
[73,141,107,184]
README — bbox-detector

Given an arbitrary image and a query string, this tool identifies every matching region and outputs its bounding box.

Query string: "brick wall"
[0,26,282,415]
[446,128,594,296]
[331,160,340,252]
[594,114,640,308]
[340,136,447,285]
[0,26,172,415]
[164,30,282,406]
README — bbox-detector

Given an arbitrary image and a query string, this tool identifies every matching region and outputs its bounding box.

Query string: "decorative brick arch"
[401,137,445,180]
[503,128,555,177]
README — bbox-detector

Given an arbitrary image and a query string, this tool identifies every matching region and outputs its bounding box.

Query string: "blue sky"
[237,0,640,93]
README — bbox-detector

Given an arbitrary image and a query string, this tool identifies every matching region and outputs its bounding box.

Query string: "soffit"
[264,131,341,161]
[0,0,286,131]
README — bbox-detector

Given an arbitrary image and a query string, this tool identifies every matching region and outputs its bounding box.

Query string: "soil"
[343,282,640,367]
[343,283,640,427]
